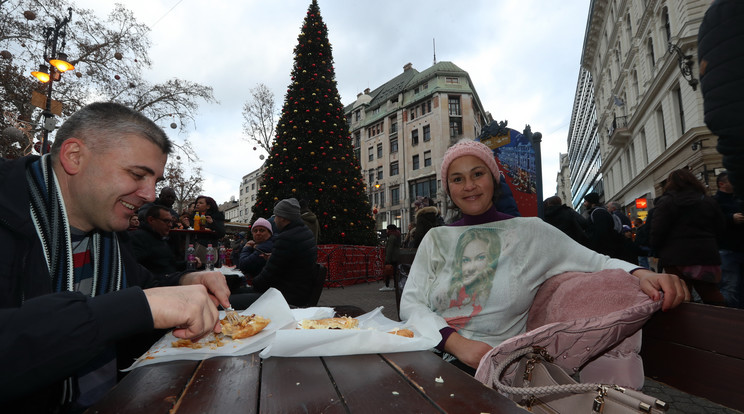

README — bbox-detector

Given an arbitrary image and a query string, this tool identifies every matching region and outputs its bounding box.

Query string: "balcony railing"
[608,115,631,147]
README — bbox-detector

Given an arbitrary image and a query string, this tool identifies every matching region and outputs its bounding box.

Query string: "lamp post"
[30,7,75,155]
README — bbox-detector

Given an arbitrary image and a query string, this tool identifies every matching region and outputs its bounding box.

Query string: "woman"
[399,139,688,371]
[238,218,274,280]
[650,169,726,305]
[186,196,226,262]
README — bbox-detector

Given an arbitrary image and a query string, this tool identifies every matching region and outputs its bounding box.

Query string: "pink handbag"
[492,346,669,414]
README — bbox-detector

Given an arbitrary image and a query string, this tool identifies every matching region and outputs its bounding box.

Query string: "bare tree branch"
[241,83,276,153]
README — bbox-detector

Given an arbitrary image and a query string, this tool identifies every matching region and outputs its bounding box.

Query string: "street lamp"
[29,7,75,155]
[668,42,699,91]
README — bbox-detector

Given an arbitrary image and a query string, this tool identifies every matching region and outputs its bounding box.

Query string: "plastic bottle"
[193,212,201,231]
[186,244,197,271]
[217,243,226,268]
[205,243,216,271]
[200,213,207,228]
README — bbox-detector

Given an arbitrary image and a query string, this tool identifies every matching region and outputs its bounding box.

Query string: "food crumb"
[435,376,444,383]
[296,382,301,386]
[392,391,399,395]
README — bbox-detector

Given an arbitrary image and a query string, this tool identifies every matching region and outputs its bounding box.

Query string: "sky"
[73,0,591,205]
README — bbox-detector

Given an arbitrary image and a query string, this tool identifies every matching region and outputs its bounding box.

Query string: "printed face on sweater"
[60,134,166,232]
[446,155,495,216]
[461,238,490,285]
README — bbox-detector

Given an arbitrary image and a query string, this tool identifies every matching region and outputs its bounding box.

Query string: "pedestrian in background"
[651,169,726,305]
[542,195,590,247]
[381,224,401,292]
[713,171,744,308]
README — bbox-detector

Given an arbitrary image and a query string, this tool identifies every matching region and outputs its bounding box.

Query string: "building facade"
[344,62,489,231]
[566,67,603,209]
[236,165,265,224]
[556,153,573,206]
[572,0,722,219]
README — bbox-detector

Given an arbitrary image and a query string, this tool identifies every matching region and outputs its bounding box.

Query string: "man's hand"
[180,271,232,309]
[632,268,690,311]
[144,285,220,339]
[443,332,493,369]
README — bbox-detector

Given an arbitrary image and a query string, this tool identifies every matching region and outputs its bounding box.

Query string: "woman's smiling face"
[446,155,495,216]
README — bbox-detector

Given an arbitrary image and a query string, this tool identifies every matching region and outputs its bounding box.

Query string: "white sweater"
[399,218,638,347]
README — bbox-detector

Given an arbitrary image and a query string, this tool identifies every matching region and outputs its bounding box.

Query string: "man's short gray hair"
[51,102,172,158]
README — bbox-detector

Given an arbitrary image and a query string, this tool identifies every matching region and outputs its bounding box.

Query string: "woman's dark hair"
[663,169,707,195]
[196,195,219,214]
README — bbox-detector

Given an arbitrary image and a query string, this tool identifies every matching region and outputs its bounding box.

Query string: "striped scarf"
[26,155,124,296]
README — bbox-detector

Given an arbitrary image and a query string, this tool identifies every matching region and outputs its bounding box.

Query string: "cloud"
[74,0,590,204]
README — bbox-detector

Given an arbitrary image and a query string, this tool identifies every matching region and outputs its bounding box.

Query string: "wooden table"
[86,351,526,413]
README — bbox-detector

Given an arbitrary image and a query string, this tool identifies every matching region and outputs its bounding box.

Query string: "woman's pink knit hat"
[440,139,500,195]
[252,217,273,234]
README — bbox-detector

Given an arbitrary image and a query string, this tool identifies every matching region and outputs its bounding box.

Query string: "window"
[410,108,416,120]
[391,186,400,205]
[389,115,398,134]
[647,37,655,71]
[368,171,374,185]
[656,106,667,149]
[424,150,432,167]
[423,125,431,142]
[412,154,420,170]
[377,143,383,159]
[409,177,437,200]
[380,190,385,207]
[368,147,374,162]
[663,8,671,43]
[449,119,463,138]
[354,110,360,122]
[412,129,419,146]
[675,86,686,134]
[376,166,383,180]
[353,131,361,147]
[390,161,399,176]
[448,96,461,116]
[390,137,398,153]
[445,77,459,84]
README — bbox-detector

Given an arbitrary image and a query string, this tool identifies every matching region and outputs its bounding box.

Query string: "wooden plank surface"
[175,354,261,413]
[260,356,347,414]
[642,338,744,411]
[383,351,527,414]
[323,353,441,413]
[86,360,200,414]
[643,302,744,358]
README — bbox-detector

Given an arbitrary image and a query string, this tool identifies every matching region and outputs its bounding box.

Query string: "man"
[0,102,231,411]
[129,205,198,277]
[138,186,179,225]
[542,196,590,247]
[300,198,320,243]
[381,224,401,292]
[231,198,318,308]
[583,192,625,259]
[713,172,744,308]
[607,201,632,228]
[698,0,744,196]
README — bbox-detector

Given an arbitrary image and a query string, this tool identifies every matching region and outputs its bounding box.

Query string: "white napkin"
[259,307,440,358]
[123,288,293,371]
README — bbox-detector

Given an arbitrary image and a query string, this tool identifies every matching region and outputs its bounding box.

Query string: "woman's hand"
[443,332,493,369]
[631,268,690,311]
[205,215,214,224]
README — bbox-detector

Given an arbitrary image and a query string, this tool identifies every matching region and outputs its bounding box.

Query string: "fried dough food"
[220,313,271,339]
[299,316,359,330]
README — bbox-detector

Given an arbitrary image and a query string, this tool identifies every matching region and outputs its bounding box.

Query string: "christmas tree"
[251,0,377,246]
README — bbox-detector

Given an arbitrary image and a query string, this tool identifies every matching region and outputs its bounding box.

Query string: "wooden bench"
[641,302,744,411]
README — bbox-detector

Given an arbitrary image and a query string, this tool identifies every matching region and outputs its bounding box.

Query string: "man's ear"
[57,138,85,175]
